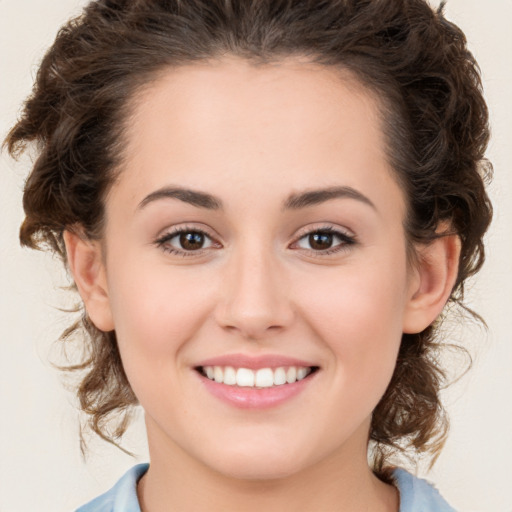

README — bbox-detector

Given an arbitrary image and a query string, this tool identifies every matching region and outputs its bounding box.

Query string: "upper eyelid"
[156,222,353,238]
[156,224,218,241]
[292,223,355,241]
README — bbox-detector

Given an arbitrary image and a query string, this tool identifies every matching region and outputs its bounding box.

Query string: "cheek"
[106,258,217,363]
[104,260,222,416]
[298,261,408,383]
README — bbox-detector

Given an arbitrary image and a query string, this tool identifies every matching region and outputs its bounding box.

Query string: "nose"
[214,244,295,340]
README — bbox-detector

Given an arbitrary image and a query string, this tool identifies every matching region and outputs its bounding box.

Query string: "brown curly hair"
[4,0,492,475]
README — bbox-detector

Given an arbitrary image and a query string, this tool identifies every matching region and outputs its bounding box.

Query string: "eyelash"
[154,224,357,258]
[291,225,356,256]
[154,225,217,257]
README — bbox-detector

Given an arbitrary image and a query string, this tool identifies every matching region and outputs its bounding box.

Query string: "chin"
[199,438,317,482]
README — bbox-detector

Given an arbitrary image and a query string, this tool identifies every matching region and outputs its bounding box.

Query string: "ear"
[63,229,114,332]
[402,230,461,334]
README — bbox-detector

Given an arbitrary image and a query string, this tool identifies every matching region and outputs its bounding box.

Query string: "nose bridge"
[216,236,293,338]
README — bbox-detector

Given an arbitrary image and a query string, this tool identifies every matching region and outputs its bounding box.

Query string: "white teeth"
[223,366,237,385]
[297,367,308,380]
[273,367,287,386]
[201,365,314,387]
[236,368,255,387]
[286,366,297,384]
[214,366,223,383]
[255,368,274,388]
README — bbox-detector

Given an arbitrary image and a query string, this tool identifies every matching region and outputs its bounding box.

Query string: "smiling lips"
[201,365,314,388]
[195,355,319,408]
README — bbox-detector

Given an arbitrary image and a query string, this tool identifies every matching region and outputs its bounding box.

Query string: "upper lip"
[195,353,318,370]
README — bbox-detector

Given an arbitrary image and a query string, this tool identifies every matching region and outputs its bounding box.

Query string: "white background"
[1,1,511,511]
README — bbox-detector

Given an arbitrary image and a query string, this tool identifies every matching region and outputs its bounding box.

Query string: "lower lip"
[197,371,316,409]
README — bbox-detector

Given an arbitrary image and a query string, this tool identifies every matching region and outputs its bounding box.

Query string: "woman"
[4,0,493,510]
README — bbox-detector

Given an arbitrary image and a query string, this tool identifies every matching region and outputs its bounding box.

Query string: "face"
[94,57,420,479]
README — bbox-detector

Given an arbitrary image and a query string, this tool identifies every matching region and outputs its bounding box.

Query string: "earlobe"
[63,229,115,332]
[403,231,461,334]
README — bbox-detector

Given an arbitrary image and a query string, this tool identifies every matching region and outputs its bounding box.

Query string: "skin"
[65,57,460,511]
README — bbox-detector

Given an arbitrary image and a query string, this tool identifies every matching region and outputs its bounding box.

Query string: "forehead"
[114,57,404,217]
[126,57,383,153]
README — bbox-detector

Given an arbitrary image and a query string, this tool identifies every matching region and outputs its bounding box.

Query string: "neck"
[137,419,398,512]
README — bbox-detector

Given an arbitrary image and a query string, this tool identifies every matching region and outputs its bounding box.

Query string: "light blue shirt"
[76,463,456,511]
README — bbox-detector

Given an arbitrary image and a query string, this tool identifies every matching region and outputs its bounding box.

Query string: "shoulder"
[75,463,149,512]
[392,468,457,512]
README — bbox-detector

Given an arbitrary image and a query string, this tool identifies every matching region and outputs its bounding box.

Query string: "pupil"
[180,232,204,250]
[309,232,333,250]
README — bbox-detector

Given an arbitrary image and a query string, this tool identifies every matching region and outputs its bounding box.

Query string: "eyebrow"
[137,186,223,210]
[283,186,376,211]
[137,185,376,212]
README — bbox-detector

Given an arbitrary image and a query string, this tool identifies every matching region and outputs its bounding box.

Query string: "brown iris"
[308,232,334,250]
[179,232,205,250]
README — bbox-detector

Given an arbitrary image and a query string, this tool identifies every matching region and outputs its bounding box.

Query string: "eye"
[155,227,219,256]
[293,227,356,255]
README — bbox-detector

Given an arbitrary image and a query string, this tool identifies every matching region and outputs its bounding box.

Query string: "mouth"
[196,365,319,389]
[194,354,320,408]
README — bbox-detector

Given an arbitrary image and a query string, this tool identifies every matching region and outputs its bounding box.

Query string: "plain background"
[1,1,511,511]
